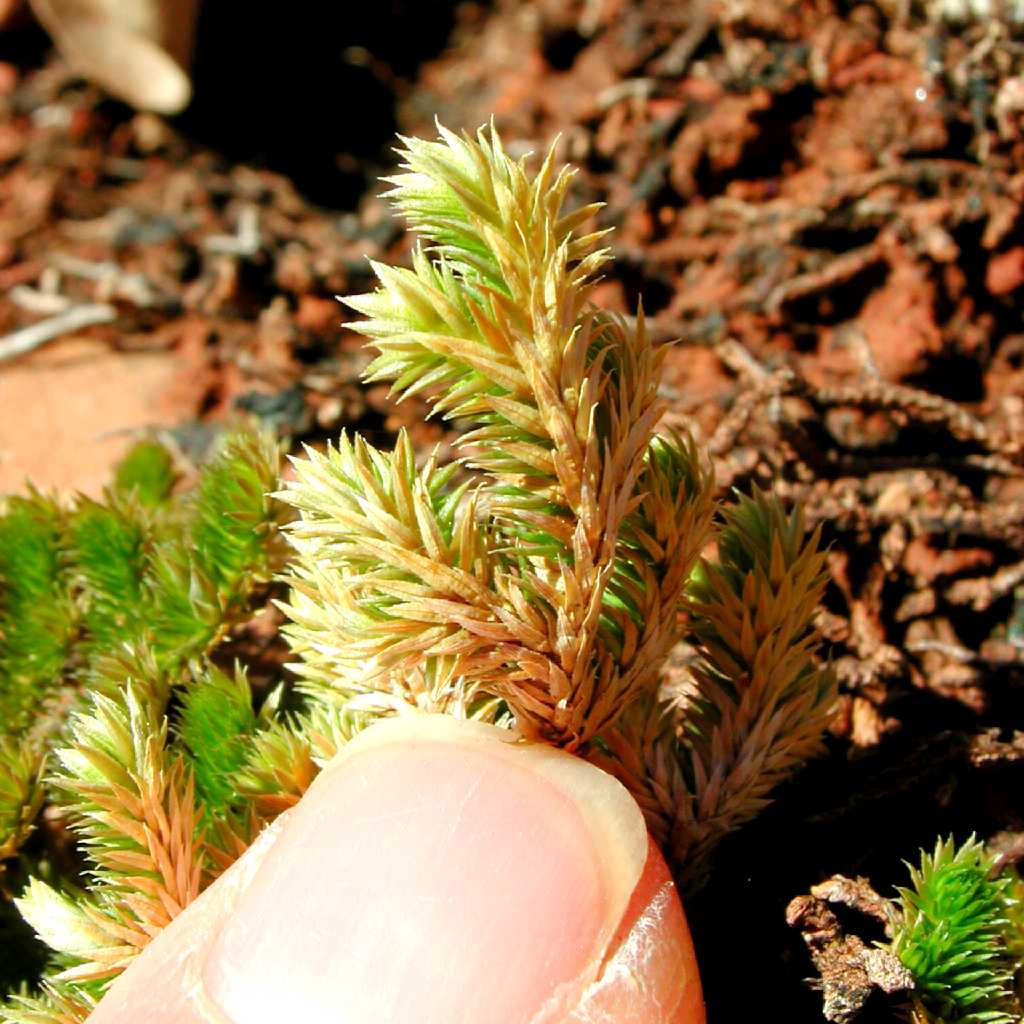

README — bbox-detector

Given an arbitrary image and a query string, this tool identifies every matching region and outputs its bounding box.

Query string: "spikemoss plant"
[2,125,837,1022]
[891,836,1023,1024]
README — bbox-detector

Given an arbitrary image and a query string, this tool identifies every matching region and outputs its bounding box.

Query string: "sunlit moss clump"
[0,427,285,893]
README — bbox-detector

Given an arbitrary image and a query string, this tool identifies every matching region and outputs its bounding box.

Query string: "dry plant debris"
[786,875,914,1024]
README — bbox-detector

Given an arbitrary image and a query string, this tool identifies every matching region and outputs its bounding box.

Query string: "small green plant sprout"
[891,836,1024,1024]
[2,125,837,1022]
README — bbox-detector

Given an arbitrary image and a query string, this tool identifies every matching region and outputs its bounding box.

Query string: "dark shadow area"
[0,18,49,76]
[690,702,1024,1022]
[0,895,48,999]
[179,1,467,210]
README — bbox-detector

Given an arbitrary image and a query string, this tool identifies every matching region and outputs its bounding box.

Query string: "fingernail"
[200,714,655,1024]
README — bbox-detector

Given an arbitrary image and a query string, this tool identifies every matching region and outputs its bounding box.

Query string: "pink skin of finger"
[87,715,705,1024]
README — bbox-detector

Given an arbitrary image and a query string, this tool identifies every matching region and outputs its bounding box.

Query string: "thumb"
[87,715,704,1024]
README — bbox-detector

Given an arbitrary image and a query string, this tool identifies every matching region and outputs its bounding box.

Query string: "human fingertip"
[87,714,704,1024]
